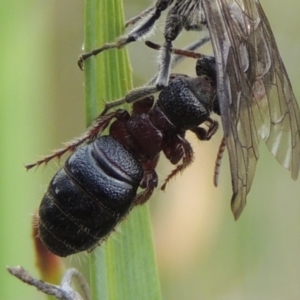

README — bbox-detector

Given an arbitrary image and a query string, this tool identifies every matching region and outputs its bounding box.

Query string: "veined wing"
[202,0,300,219]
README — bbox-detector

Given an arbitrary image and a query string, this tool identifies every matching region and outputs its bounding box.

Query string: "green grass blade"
[83,0,162,299]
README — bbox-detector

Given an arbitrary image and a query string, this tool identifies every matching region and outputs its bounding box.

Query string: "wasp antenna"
[213,136,226,187]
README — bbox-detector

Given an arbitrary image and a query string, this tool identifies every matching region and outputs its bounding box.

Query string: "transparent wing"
[202,0,300,219]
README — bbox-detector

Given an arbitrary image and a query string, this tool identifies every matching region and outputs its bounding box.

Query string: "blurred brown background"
[1,0,300,299]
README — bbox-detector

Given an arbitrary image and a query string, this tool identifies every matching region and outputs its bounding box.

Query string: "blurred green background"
[1,0,300,299]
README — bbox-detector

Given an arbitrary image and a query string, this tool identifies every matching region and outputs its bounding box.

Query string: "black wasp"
[29,56,219,257]
[79,0,300,219]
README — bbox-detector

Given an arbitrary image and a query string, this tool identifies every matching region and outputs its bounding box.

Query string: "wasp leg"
[125,5,156,28]
[101,85,162,115]
[190,118,219,141]
[26,110,129,170]
[99,39,210,116]
[146,38,209,85]
[134,169,159,206]
[78,0,173,70]
[161,136,194,191]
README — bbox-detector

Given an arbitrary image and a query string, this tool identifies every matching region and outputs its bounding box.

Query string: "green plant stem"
[83,0,161,299]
